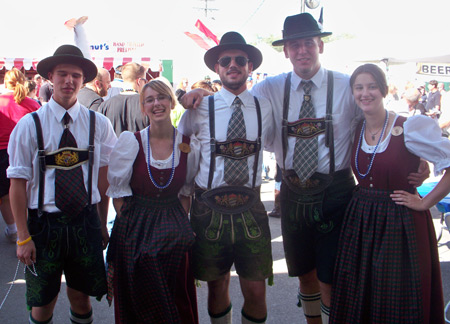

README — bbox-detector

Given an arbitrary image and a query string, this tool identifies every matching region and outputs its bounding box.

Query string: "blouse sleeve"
[179,135,200,197]
[404,115,450,174]
[106,131,139,198]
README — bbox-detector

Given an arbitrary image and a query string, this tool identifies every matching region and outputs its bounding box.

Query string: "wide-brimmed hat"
[37,44,97,83]
[204,31,262,71]
[272,13,332,46]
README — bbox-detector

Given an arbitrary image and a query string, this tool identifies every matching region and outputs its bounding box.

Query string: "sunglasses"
[217,56,250,67]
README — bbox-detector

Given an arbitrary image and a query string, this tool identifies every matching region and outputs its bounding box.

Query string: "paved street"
[1,177,450,323]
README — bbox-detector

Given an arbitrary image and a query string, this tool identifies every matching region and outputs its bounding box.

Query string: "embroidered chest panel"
[216,139,258,160]
[288,117,325,139]
[45,147,89,170]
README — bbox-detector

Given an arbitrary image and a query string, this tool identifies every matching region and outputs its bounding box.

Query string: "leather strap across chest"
[31,110,96,216]
[207,95,262,190]
[281,71,335,174]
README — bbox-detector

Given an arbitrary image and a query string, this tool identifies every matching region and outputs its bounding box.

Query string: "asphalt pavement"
[1,177,450,323]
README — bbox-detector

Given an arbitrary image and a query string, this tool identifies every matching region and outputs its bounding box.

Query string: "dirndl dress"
[330,116,444,323]
[107,132,197,324]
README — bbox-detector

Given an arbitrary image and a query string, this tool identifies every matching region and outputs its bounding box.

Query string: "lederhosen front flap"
[281,71,335,195]
[199,94,262,214]
[31,110,96,216]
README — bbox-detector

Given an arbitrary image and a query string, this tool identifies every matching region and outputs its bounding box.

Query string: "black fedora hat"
[272,13,332,46]
[204,31,262,72]
[37,44,98,83]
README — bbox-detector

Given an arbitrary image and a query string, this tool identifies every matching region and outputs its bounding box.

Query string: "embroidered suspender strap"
[325,70,335,173]
[282,70,335,175]
[207,95,216,190]
[31,112,46,217]
[252,97,262,189]
[282,72,292,171]
[87,110,96,209]
[207,95,262,190]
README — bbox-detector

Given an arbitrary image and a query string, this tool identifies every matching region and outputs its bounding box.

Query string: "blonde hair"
[121,62,146,83]
[140,79,177,112]
[4,68,27,104]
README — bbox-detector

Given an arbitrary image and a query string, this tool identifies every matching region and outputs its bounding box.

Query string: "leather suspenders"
[31,110,96,216]
[281,70,335,174]
[207,94,262,190]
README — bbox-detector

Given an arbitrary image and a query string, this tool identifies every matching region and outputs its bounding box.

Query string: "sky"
[1,0,449,82]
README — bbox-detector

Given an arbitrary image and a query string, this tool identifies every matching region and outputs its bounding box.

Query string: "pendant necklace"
[355,110,389,179]
[367,126,382,141]
[146,126,176,190]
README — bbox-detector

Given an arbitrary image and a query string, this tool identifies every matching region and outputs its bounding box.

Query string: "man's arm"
[180,88,212,109]
[97,166,110,249]
[10,178,36,265]
[407,159,430,188]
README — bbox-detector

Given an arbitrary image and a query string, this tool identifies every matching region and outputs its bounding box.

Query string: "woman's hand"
[390,190,428,211]
[17,240,36,266]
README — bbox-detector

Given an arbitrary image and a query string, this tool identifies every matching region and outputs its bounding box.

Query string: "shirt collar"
[291,66,326,92]
[48,97,81,124]
[218,87,253,108]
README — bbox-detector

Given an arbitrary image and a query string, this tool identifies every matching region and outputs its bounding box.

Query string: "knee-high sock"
[321,302,330,324]
[29,313,53,324]
[241,309,266,324]
[298,291,321,319]
[210,304,232,324]
[70,308,93,324]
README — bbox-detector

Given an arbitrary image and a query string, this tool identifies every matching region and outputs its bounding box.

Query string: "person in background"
[0,68,40,243]
[25,80,42,106]
[106,79,199,323]
[425,80,441,119]
[403,87,426,116]
[78,67,111,110]
[104,65,124,100]
[330,63,447,324]
[212,79,223,92]
[97,62,150,136]
[191,80,215,92]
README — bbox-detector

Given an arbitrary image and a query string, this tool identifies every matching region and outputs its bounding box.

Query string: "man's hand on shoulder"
[180,88,212,110]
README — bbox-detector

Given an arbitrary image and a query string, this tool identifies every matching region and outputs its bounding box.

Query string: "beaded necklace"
[355,110,389,179]
[146,126,176,190]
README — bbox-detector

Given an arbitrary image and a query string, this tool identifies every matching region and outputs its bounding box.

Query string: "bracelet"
[17,236,32,246]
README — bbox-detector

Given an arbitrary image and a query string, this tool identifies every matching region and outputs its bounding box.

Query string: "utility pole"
[193,0,218,18]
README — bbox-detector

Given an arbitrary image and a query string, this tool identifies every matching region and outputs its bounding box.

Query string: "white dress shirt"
[178,87,275,190]
[7,98,117,212]
[106,128,200,198]
[251,66,362,173]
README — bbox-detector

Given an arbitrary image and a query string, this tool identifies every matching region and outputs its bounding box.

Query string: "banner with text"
[417,63,450,77]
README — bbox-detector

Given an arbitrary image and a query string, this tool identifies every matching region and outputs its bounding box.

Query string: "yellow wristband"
[17,236,32,246]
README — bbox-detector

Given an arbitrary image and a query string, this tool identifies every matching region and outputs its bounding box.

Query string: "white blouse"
[361,114,450,175]
[107,127,200,198]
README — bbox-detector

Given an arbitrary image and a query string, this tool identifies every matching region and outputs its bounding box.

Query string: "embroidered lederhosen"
[281,71,336,231]
[31,110,96,216]
[198,94,262,215]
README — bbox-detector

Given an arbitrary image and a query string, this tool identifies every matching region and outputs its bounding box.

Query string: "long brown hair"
[4,68,27,104]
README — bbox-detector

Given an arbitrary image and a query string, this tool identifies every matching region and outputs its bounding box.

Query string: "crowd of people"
[1,11,450,324]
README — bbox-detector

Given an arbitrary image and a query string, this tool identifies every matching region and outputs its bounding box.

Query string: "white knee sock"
[298,291,321,319]
[70,308,93,324]
[321,302,330,324]
[29,313,53,324]
[210,304,232,324]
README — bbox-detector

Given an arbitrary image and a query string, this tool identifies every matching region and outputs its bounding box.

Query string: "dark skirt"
[107,194,196,324]
[330,186,444,324]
